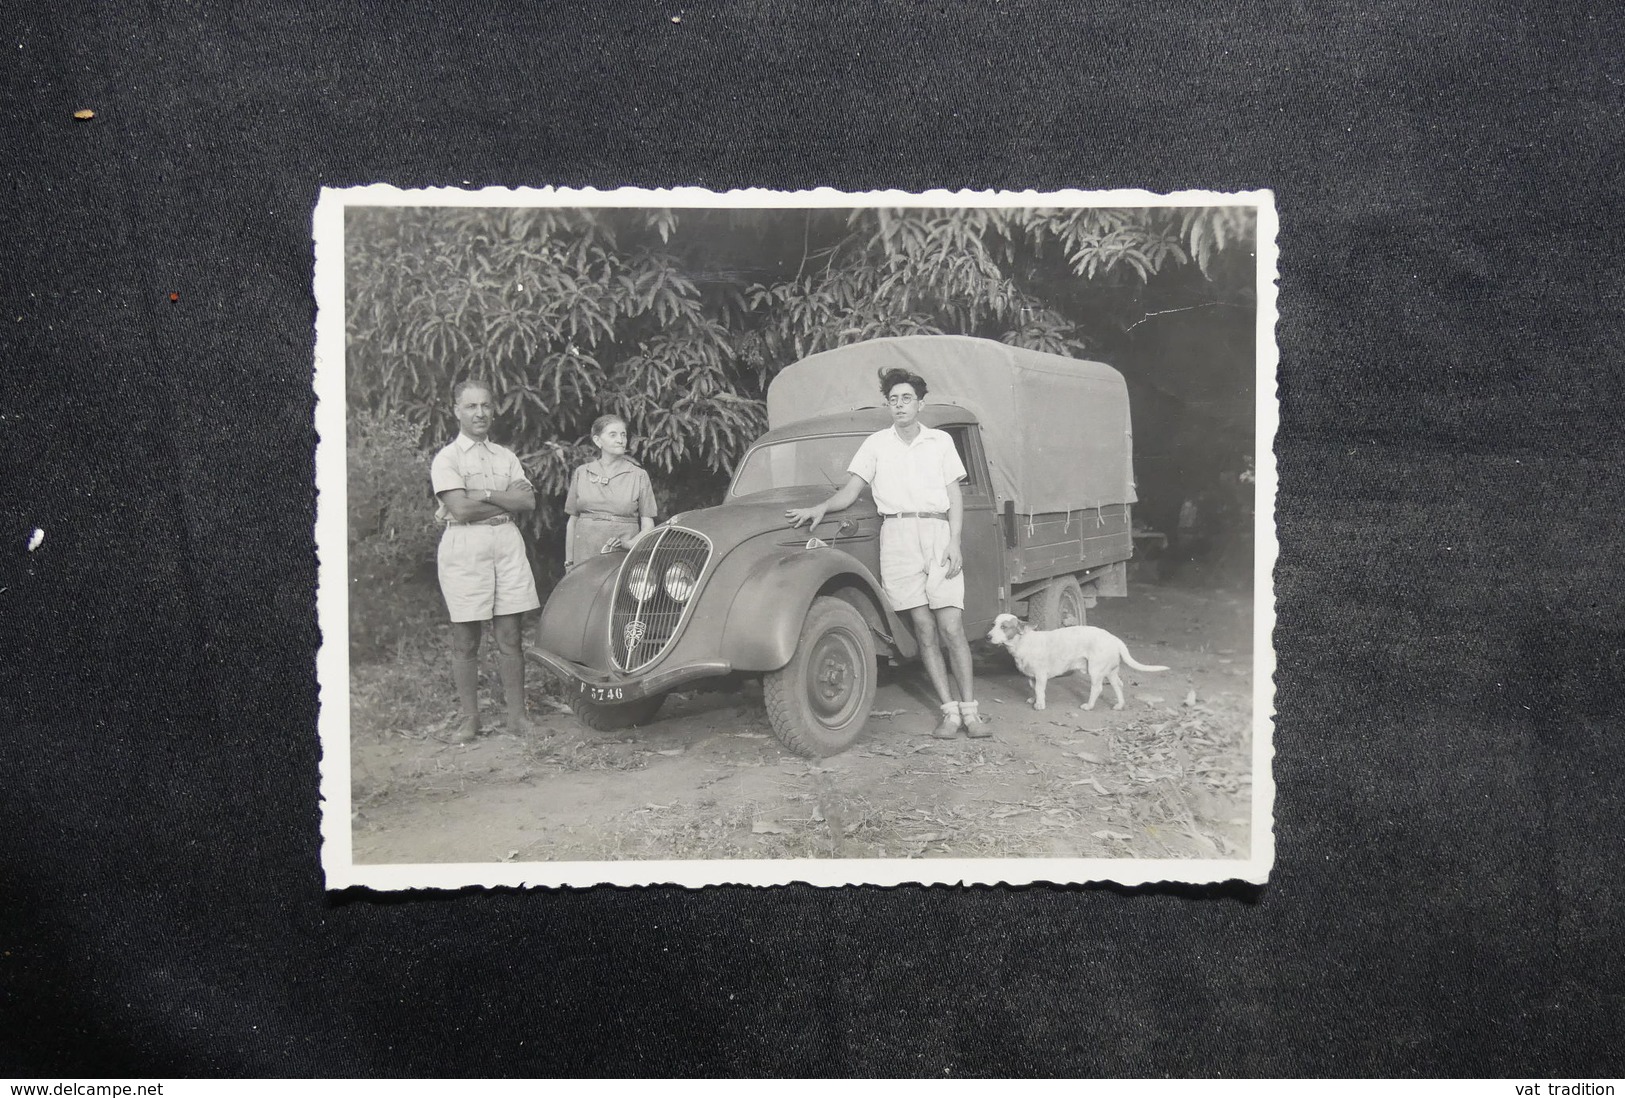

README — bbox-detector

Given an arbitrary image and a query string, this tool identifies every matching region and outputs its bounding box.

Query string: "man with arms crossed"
[786,367,984,739]
[430,379,541,744]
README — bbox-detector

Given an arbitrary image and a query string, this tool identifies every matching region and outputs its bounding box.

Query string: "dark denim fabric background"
[3,0,1622,1078]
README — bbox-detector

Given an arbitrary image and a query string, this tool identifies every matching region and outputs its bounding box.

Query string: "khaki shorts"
[437,523,541,623]
[878,516,964,612]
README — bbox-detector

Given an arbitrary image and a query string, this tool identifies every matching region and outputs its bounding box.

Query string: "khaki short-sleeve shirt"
[430,434,532,523]
[846,425,966,514]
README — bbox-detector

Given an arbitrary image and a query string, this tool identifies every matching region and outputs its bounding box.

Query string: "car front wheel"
[572,693,666,731]
[763,595,877,758]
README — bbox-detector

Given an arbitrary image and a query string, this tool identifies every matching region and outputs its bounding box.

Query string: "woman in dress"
[563,414,659,569]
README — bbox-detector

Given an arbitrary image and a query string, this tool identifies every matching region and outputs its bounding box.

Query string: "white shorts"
[878,517,964,612]
[437,523,541,623]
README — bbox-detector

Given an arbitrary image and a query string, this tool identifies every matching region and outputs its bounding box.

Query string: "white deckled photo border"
[313,185,1279,891]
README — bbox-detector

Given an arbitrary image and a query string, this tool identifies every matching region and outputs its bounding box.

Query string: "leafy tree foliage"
[742,206,1255,372]
[346,407,442,657]
[343,203,1255,556]
[346,206,763,513]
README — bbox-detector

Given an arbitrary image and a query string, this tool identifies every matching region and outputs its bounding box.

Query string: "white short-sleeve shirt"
[847,425,967,514]
[430,433,532,523]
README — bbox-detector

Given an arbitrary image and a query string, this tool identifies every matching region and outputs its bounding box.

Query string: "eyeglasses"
[886,394,919,406]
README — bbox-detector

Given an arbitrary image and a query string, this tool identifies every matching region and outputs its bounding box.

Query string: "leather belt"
[580,510,637,521]
[451,514,513,527]
[882,511,948,521]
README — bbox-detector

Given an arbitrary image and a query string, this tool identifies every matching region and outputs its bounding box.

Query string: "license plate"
[580,681,631,703]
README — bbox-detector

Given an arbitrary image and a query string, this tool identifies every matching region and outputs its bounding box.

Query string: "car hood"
[662,486,877,553]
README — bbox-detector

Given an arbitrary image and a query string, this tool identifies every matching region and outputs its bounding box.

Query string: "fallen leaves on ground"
[350,586,1256,863]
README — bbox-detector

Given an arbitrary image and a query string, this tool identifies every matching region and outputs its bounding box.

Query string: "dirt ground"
[348,581,1257,865]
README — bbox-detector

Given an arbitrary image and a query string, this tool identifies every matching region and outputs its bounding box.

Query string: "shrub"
[347,408,441,659]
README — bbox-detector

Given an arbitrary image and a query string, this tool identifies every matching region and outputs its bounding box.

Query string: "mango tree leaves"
[344,204,1254,540]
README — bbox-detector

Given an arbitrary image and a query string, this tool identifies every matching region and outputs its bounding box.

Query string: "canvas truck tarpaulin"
[766,335,1136,515]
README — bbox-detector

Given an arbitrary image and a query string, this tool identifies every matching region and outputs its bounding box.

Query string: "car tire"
[1031,575,1087,629]
[572,693,666,731]
[764,595,877,758]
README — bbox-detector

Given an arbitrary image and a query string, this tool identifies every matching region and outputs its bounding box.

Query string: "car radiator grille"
[609,527,711,673]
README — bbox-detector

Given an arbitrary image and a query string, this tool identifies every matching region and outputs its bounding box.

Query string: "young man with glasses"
[785,367,984,740]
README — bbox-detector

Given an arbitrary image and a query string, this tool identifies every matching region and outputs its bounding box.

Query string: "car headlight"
[626,561,658,601]
[663,560,697,602]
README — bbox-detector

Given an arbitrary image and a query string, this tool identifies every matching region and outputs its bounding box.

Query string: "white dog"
[986,613,1169,711]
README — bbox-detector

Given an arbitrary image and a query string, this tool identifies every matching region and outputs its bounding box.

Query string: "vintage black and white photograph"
[314,187,1277,889]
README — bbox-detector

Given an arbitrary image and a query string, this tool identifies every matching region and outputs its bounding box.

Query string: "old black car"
[529,335,1139,756]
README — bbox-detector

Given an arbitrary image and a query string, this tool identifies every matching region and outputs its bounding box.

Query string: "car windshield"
[730,434,867,496]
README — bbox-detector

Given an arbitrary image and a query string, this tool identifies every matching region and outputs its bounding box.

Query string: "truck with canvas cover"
[530,335,1140,757]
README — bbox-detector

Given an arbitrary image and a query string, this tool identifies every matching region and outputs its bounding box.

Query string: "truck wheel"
[573,693,666,731]
[763,595,877,758]
[1031,576,1087,629]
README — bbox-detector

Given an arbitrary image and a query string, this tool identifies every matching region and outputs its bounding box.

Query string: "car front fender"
[719,547,916,671]
[536,554,621,665]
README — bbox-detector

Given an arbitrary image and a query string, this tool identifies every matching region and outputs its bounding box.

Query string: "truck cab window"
[944,424,990,498]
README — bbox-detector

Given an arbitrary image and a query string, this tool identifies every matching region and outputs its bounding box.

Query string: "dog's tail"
[1117,640,1169,673]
